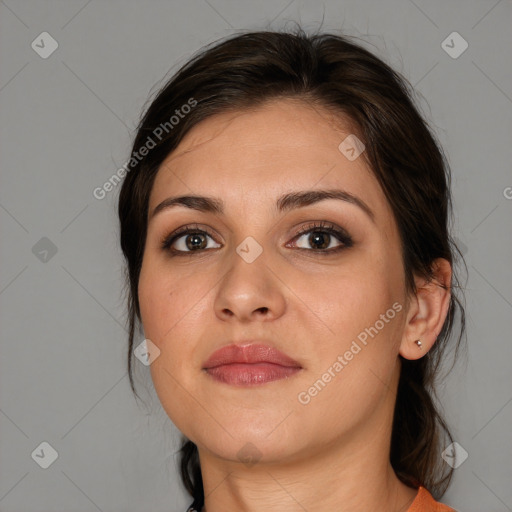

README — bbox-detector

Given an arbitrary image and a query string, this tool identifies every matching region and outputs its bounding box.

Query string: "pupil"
[186,233,206,250]
[310,231,329,249]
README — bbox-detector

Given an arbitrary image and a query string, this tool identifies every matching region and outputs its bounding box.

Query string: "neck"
[198,441,417,512]
[196,384,418,512]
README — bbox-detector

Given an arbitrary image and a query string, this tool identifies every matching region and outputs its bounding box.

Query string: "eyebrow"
[150,189,375,222]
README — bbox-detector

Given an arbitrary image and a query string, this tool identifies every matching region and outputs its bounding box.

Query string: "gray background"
[0,1,511,511]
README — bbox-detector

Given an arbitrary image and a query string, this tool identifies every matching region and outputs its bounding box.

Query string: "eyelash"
[160,221,353,256]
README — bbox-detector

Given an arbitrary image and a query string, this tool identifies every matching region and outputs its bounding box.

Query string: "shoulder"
[407,486,458,512]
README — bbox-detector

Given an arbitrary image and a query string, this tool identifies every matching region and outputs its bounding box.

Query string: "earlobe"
[399,258,452,360]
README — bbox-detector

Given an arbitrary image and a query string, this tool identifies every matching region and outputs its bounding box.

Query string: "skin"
[138,98,452,512]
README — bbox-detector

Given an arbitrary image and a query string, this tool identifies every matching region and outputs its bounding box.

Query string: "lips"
[203,343,302,386]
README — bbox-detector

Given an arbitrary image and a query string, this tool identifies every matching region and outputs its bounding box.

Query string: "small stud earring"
[415,339,423,349]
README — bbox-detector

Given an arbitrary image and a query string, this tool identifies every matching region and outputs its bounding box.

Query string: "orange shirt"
[408,486,457,511]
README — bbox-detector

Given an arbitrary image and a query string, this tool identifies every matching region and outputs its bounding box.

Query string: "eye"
[161,221,353,256]
[161,224,221,254]
[288,221,353,254]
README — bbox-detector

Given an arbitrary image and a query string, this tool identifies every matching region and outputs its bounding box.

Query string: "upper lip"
[203,343,302,369]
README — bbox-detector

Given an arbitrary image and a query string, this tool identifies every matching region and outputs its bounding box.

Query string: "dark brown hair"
[118,28,466,505]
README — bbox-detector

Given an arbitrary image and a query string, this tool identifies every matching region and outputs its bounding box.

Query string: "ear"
[399,258,452,360]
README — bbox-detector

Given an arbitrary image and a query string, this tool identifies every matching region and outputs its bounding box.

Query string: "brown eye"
[161,226,221,254]
[289,221,353,254]
[295,230,342,250]
[184,233,208,251]
[310,231,332,249]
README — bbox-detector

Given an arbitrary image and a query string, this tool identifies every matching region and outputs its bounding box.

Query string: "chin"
[197,434,300,467]
[187,411,310,464]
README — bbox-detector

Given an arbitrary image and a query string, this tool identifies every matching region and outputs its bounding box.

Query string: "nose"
[214,249,287,323]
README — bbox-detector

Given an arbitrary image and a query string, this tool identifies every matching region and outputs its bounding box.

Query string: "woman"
[118,29,465,512]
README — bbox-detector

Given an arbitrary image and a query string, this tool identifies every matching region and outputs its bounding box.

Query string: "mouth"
[202,343,302,386]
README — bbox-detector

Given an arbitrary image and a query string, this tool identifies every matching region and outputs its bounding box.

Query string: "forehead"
[149,99,385,216]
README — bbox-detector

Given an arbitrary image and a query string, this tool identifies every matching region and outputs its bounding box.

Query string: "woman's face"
[139,98,409,465]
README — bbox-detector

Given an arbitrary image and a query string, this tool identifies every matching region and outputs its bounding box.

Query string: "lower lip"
[204,363,301,386]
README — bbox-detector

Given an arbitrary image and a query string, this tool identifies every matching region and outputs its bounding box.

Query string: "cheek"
[290,271,403,437]
[138,258,197,343]
[294,258,398,341]
[138,262,207,433]
[138,274,168,343]
[289,252,404,408]
[138,257,213,386]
